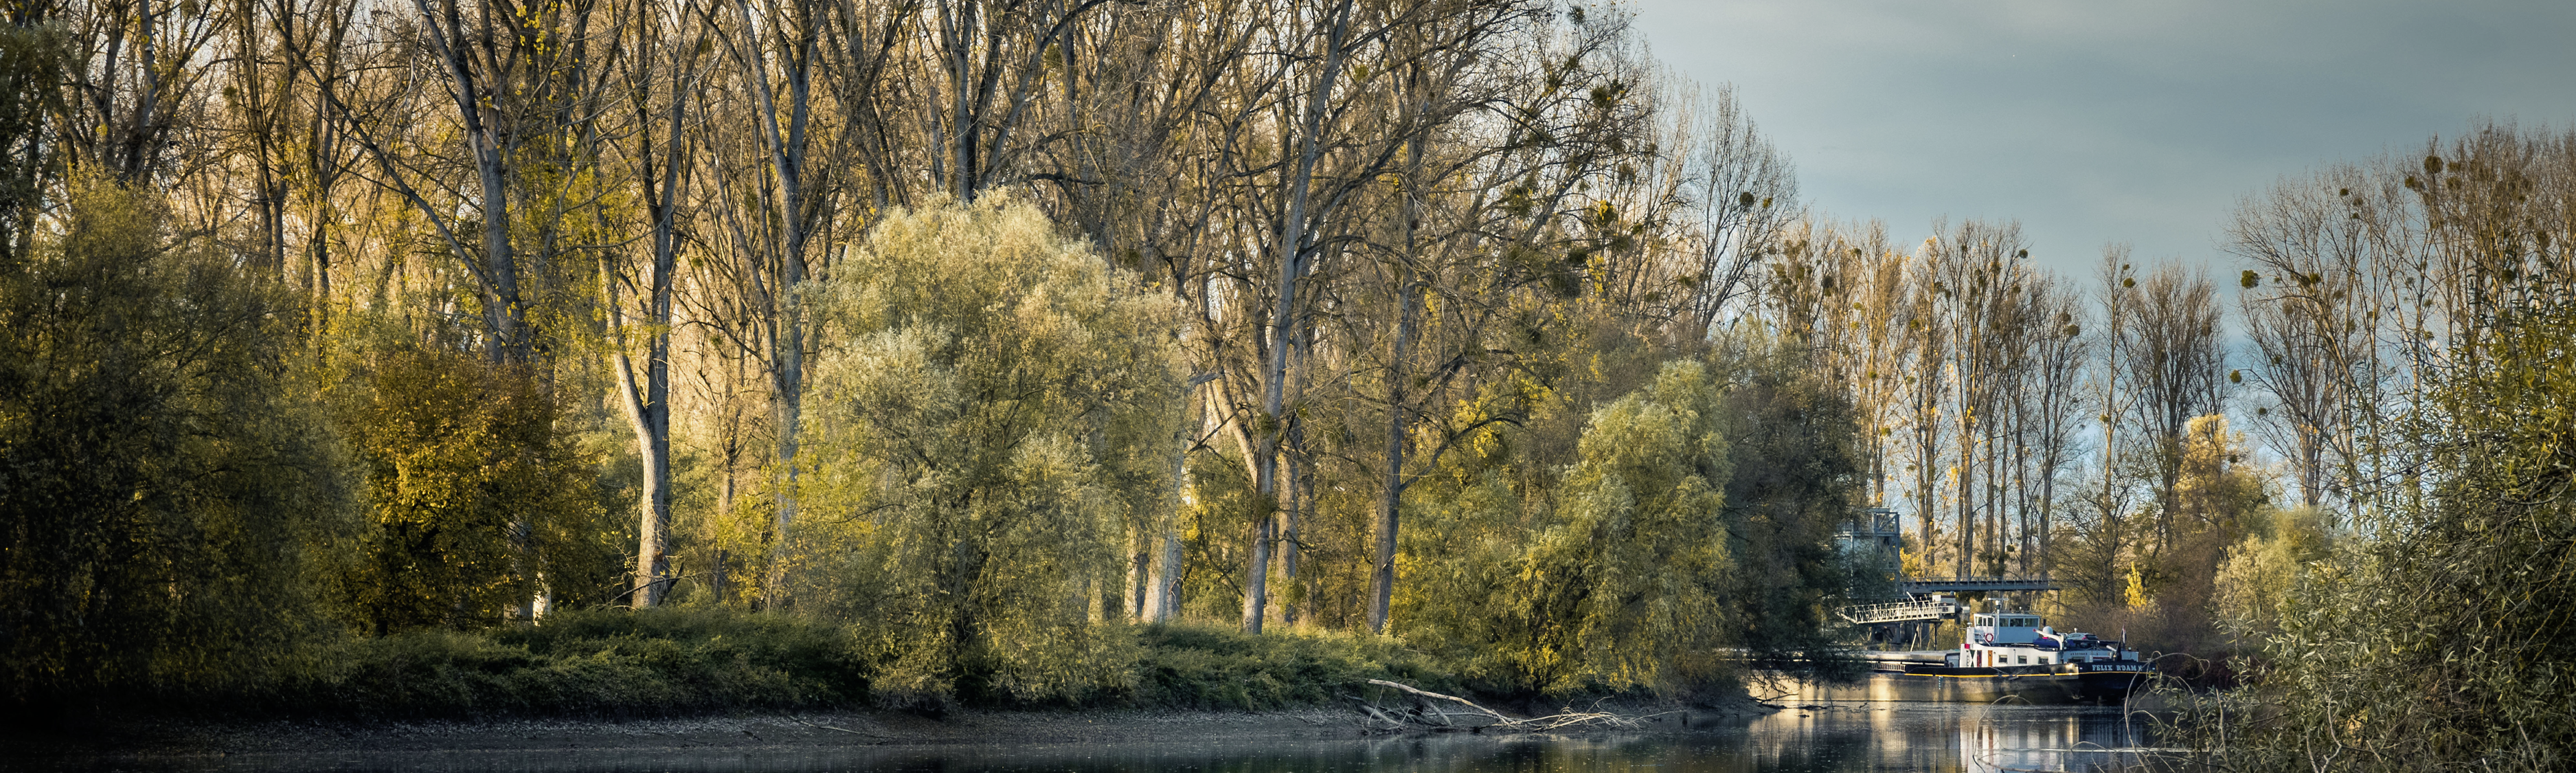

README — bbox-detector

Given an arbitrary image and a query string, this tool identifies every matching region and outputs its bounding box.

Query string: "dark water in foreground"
[59,706,2165,773]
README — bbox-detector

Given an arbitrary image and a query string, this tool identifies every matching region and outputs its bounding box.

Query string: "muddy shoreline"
[3,699,1777,770]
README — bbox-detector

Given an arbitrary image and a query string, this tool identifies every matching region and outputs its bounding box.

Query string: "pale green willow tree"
[800,198,1186,707]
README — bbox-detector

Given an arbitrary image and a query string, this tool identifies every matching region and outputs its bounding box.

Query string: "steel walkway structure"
[1836,598,1958,625]
[1834,577,2061,627]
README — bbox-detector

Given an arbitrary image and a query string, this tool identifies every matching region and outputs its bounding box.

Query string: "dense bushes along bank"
[20,609,1471,721]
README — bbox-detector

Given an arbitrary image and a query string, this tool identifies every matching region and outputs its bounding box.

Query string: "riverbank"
[4,707,1346,758]
[0,609,1783,768]
[2,700,1776,770]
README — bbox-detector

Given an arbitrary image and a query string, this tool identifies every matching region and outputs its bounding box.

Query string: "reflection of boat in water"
[1951,706,2155,772]
[1736,703,2153,773]
[1763,610,2151,705]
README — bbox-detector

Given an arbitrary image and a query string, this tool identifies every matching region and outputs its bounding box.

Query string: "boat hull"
[1758,664,2148,705]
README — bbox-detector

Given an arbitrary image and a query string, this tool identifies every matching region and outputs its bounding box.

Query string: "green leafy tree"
[0,179,352,705]
[800,198,1186,708]
[2211,504,2334,648]
[1406,359,1736,697]
[337,347,610,634]
[1705,335,1870,673]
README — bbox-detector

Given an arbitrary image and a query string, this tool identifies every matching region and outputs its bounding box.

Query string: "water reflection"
[38,706,2157,773]
[1741,704,2156,773]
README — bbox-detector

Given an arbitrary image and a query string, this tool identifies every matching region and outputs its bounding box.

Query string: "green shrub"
[293,608,866,718]
[1127,623,1458,710]
[79,609,1486,719]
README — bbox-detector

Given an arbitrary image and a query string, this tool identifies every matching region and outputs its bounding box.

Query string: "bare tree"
[1197,0,1552,634]
[2070,248,2142,607]
[63,0,222,183]
[1836,225,1910,513]
[1674,84,1796,335]
[1932,219,2029,576]
[602,0,713,607]
[708,0,849,606]
[2122,262,2225,548]
[1898,239,1951,568]
[1351,2,1661,633]
[2020,278,2087,578]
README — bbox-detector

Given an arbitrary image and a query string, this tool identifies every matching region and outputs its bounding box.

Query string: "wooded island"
[1,1,2569,769]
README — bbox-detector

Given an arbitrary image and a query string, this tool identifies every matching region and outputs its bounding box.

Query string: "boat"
[1761,609,2153,705]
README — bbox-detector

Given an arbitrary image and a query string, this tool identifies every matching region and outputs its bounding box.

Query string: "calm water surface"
[74,706,2163,773]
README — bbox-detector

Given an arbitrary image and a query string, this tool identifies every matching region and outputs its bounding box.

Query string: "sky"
[1623,0,2576,280]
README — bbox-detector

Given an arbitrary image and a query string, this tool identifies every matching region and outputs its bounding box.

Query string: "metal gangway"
[1835,598,1958,625]
[1835,577,2060,625]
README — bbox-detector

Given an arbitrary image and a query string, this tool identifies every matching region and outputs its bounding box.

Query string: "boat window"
[2017,655,2027,664]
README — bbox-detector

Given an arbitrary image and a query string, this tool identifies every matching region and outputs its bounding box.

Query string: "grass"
[181,612,1467,719]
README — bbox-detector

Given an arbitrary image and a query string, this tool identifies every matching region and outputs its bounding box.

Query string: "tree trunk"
[1280,455,1302,627]
[938,0,978,200]
[715,445,738,604]
[1241,502,1272,633]
[618,31,688,605]
[2038,450,2057,580]
[1956,414,1976,579]
[615,348,672,606]
[1370,277,1418,634]
[1245,0,1353,635]
[732,0,817,609]
[414,0,527,362]
[1153,529,1183,620]
[1279,331,1314,628]
[1126,536,1149,620]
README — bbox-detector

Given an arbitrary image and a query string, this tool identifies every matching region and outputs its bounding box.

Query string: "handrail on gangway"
[1835,598,1957,624]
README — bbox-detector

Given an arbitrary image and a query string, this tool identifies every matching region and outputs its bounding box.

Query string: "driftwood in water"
[1349,679,1673,734]
[787,716,885,737]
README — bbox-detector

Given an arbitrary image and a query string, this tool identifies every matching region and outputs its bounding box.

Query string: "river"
[45,705,2165,773]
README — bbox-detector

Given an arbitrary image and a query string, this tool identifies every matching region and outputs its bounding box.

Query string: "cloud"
[1627,0,2576,273]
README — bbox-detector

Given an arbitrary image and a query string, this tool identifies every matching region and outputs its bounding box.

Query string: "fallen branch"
[1354,679,1674,734]
[1346,695,1408,733]
[788,716,883,737]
